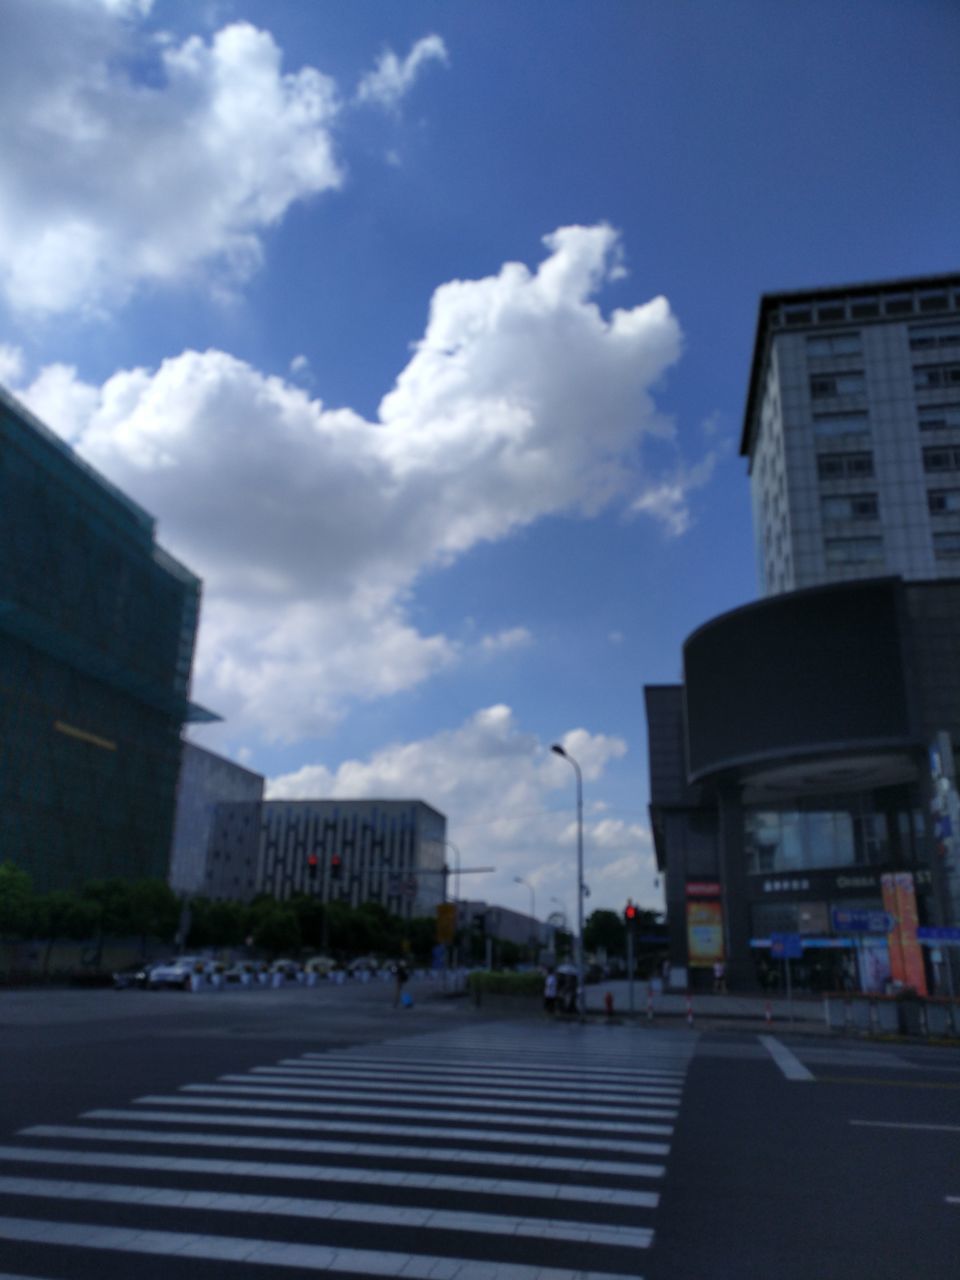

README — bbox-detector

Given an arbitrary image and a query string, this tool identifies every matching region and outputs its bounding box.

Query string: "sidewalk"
[583,980,823,1023]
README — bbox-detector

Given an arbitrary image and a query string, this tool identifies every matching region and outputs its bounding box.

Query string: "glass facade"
[0,388,203,892]
[744,793,921,875]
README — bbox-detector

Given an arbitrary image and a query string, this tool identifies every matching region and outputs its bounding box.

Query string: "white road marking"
[201,1080,680,1117]
[0,1145,659,1208]
[0,1216,643,1279]
[240,1068,683,1101]
[850,1120,960,1134]
[137,1093,675,1135]
[80,1108,672,1155]
[294,1055,686,1084]
[758,1036,814,1082]
[0,1175,655,1249]
[21,1126,667,1177]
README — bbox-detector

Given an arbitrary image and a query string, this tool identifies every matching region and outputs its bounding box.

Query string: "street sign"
[917,925,960,946]
[830,907,894,935]
[770,932,803,959]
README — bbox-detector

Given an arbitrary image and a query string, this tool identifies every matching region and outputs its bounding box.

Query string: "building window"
[918,292,950,313]
[817,451,874,480]
[850,299,879,319]
[824,536,884,565]
[822,493,878,521]
[813,411,870,439]
[811,372,865,398]
[918,403,960,431]
[885,295,914,316]
[817,304,846,323]
[934,531,960,559]
[914,364,960,392]
[928,489,960,514]
[807,332,862,358]
[923,445,960,473]
[910,322,960,351]
[784,306,813,326]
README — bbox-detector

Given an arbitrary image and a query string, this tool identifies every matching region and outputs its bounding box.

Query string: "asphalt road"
[0,982,957,1279]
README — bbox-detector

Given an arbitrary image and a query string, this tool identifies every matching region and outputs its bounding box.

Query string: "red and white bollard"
[646,986,654,1022]
[686,996,694,1027]
[604,990,615,1019]
[765,1000,773,1024]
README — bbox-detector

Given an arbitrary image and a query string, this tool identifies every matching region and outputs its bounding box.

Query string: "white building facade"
[742,274,960,596]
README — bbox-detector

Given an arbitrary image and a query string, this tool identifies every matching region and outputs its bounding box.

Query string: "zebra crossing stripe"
[0,1216,644,1279]
[192,1081,680,1118]
[0,1145,660,1208]
[294,1054,686,1083]
[260,1060,685,1084]
[244,1067,683,1099]
[0,1175,655,1249]
[20,1127,667,1178]
[80,1108,672,1155]
[135,1093,675,1135]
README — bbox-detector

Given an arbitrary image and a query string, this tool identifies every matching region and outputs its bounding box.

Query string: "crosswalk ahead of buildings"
[0,1023,694,1280]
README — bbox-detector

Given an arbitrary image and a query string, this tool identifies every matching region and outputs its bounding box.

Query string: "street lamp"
[514,875,537,957]
[551,742,585,1018]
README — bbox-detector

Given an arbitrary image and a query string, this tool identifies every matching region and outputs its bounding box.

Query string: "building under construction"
[0,386,213,893]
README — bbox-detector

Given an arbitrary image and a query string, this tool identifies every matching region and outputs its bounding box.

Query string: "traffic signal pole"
[627,927,635,1015]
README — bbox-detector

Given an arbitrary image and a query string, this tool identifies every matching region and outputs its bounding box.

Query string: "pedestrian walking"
[543,967,557,1015]
[393,960,409,1008]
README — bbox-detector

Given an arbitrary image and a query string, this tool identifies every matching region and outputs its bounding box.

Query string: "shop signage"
[770,932,803,959]
[686,881,721,897]
[755,868,932,897]
[917,926,960,946]
[830,908,894,934]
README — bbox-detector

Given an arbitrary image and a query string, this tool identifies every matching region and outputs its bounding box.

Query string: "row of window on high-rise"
[777,288,957,328]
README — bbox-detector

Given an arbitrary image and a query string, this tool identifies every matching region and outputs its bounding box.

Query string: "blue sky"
[1,0,958,922]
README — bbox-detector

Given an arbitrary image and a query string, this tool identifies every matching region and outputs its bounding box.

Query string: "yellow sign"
[686,900,724,967]
[436,903,457,944]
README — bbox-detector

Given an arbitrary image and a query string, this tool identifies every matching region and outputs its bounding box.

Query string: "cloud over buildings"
[10,225,682,739]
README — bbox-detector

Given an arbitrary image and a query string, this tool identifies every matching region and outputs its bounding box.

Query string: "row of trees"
[0,862,441,970]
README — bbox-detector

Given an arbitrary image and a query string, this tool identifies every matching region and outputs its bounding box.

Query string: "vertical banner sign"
[435,902,456,945]
[686,900,724,968]
[882,872,928,996]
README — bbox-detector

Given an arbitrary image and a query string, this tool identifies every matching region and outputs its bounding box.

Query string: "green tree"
[35,891,99,974]
[289,894,326,952]
[404,915,438,964]
[583,908,626,959]
[0,862,35,941]
[253,906,301,958]
[127,880,180,955]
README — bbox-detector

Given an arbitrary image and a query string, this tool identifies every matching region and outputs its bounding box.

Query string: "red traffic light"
[624,903,638,922]
[331,854,342,878]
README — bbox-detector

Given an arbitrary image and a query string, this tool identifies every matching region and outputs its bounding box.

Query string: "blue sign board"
[830,908,894,935]
[917,926,960,946]
[770,932,803,959]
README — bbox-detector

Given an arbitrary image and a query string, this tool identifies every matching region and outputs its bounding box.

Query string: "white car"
[147,956,208,990]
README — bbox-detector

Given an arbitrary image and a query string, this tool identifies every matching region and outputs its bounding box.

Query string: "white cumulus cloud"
[10,226,682,740]
[0,2,342,315]
[356,35,449,111]
[266,705,650,912]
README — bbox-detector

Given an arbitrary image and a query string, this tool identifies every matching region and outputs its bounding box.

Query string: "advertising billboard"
[686,899,724,968]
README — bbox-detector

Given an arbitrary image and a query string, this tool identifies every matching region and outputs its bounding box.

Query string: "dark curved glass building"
[646,274,960,993]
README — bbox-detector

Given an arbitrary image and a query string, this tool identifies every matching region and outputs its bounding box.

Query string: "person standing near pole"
[543,967,557,1015]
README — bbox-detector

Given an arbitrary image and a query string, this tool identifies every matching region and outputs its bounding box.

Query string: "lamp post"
[551,743,584,1018]
[514,875,537,959]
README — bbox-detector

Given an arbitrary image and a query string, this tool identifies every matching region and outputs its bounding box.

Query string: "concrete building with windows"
[0,385,214,893]
[646,273,960,994]
[168,743,265,897]
[743,273,960,594]
[206,799,447,919]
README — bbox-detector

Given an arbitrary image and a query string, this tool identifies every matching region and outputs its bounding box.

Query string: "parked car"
[112,961,154,990]
[348,956,379,975]
[304,955,336,976]
[269,959,302,979]
[146,956,209,990]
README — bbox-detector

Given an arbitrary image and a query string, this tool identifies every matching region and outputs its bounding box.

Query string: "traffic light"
[331,854,342,880]
[307,854,318,879]
[624,901,638,925]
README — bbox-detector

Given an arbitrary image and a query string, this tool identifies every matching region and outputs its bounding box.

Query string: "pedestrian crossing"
[0,1022,694,1279]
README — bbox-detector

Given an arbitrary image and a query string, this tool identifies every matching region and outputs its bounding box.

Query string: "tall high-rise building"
[742,273,960,595]
[0,385,215,892]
